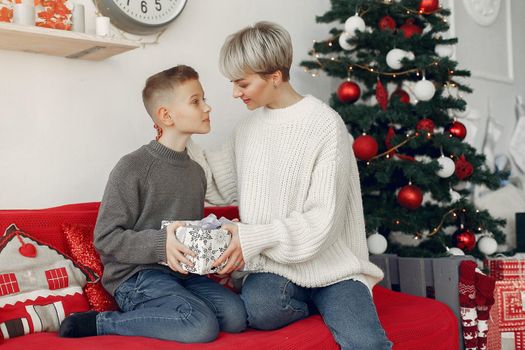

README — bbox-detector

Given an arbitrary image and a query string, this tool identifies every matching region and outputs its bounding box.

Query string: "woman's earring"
[154,124,163,141]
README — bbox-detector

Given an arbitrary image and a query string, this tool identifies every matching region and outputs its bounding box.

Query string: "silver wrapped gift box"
[161,217,231,275]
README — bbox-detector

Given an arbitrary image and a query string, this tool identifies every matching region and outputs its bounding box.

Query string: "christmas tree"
[301,0,507,258]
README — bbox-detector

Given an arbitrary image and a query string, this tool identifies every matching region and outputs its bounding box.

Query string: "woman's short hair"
[219,21,293,82]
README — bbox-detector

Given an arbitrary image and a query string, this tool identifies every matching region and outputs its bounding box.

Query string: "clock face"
[113,0,186,26]
[97,0,187,34]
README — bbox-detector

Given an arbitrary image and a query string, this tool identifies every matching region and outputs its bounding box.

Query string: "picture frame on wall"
[444,0,514,84]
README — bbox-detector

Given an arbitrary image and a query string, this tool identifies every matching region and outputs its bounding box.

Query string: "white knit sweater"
[188,95,383,290]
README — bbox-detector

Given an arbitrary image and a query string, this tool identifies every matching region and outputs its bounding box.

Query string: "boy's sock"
[59,311,99,338]
[475,270,496,350]
[459,260,478,350]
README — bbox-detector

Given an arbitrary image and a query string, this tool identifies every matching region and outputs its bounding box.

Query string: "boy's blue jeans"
[241,272,392,350]
[96,269,247,342]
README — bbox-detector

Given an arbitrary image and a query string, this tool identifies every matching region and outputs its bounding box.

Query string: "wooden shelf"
[0,22,140,60]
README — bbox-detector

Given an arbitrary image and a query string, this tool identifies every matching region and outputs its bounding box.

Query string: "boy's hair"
[142,65,199,120]
[219,21,292,82]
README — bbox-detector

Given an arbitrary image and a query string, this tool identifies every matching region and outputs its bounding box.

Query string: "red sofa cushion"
[0,203,459,350]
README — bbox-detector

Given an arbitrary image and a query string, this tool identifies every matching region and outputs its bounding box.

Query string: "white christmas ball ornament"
[448,247,465,256]
[345,15,365,36]
[339,32,352,50]
[449,189,461,203]
[367,233,388,255]
[478,236,498,255]
[435,44,454,58]
[386,49,415,70]
[436,156,455,178]
[414,78,436,101]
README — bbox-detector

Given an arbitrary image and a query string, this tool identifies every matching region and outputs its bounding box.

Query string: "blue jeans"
[96,269,247,342]
[241,273,392,350]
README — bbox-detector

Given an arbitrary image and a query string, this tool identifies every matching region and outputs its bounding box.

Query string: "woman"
[189,21,392,350]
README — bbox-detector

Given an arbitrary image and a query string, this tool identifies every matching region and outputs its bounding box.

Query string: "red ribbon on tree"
[385,126,416,161]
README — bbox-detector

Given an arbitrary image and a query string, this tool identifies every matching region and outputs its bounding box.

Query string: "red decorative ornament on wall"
[353,135,379,161]
[453,228,476,251]
[397,184,423,209]
[337,81,361,103]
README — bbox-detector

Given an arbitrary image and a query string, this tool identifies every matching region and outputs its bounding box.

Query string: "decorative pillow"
[0,224,93,340]
[62,223,118,312]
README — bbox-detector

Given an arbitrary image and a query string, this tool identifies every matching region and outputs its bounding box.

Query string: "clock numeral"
[141,0,147,13]
[155,0,162,11]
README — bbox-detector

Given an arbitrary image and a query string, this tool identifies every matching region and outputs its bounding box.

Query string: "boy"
[59,65,246,342]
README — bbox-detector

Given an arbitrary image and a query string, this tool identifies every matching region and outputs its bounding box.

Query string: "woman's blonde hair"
[219,21,293,82]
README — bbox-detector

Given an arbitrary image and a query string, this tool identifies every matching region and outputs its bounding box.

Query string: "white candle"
[95,16,110,37]
[13,1,35,26]
[71,3,85,33]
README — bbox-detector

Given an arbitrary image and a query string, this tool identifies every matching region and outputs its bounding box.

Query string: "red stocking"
[459,260,478,350]
[475,271,496,350]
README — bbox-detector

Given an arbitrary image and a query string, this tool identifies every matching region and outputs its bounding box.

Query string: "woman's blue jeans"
[241,272,392,350]
[96,269,247,343]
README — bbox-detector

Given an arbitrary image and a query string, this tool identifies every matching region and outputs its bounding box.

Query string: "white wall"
[453,1,525,177]
[1,0,524,209]
[0,0,332,209]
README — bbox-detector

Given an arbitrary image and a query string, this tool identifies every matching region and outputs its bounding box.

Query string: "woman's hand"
[165,221,196,274]
[213,223,245,274]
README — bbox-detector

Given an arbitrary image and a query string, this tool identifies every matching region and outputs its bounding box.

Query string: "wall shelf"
[0,22,140,60]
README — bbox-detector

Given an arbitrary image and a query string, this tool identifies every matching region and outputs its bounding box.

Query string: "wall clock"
[96,0,187,35]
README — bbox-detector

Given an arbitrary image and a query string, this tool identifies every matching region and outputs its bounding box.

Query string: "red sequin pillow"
[62,223,118,312]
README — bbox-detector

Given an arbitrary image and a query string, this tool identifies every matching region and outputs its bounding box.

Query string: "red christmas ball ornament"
[455,155,474,180]
[353,135,378,161]
[416,118,436,133]
[399,19,423,38]
[337,81,361,103]
[390,88,410,104]
[419,0,440,14]
[379,15,396,31]
[397,184,423,210]
[447,121,467,140]
[452,228,476,251]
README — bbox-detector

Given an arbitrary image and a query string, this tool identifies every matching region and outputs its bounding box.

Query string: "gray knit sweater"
[94,140,206,295]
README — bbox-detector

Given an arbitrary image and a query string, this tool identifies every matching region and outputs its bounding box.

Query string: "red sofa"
[0,203,459,350]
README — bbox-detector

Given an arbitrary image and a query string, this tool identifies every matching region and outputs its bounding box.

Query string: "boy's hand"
[213,223,245,274]
[165,221,196,274]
